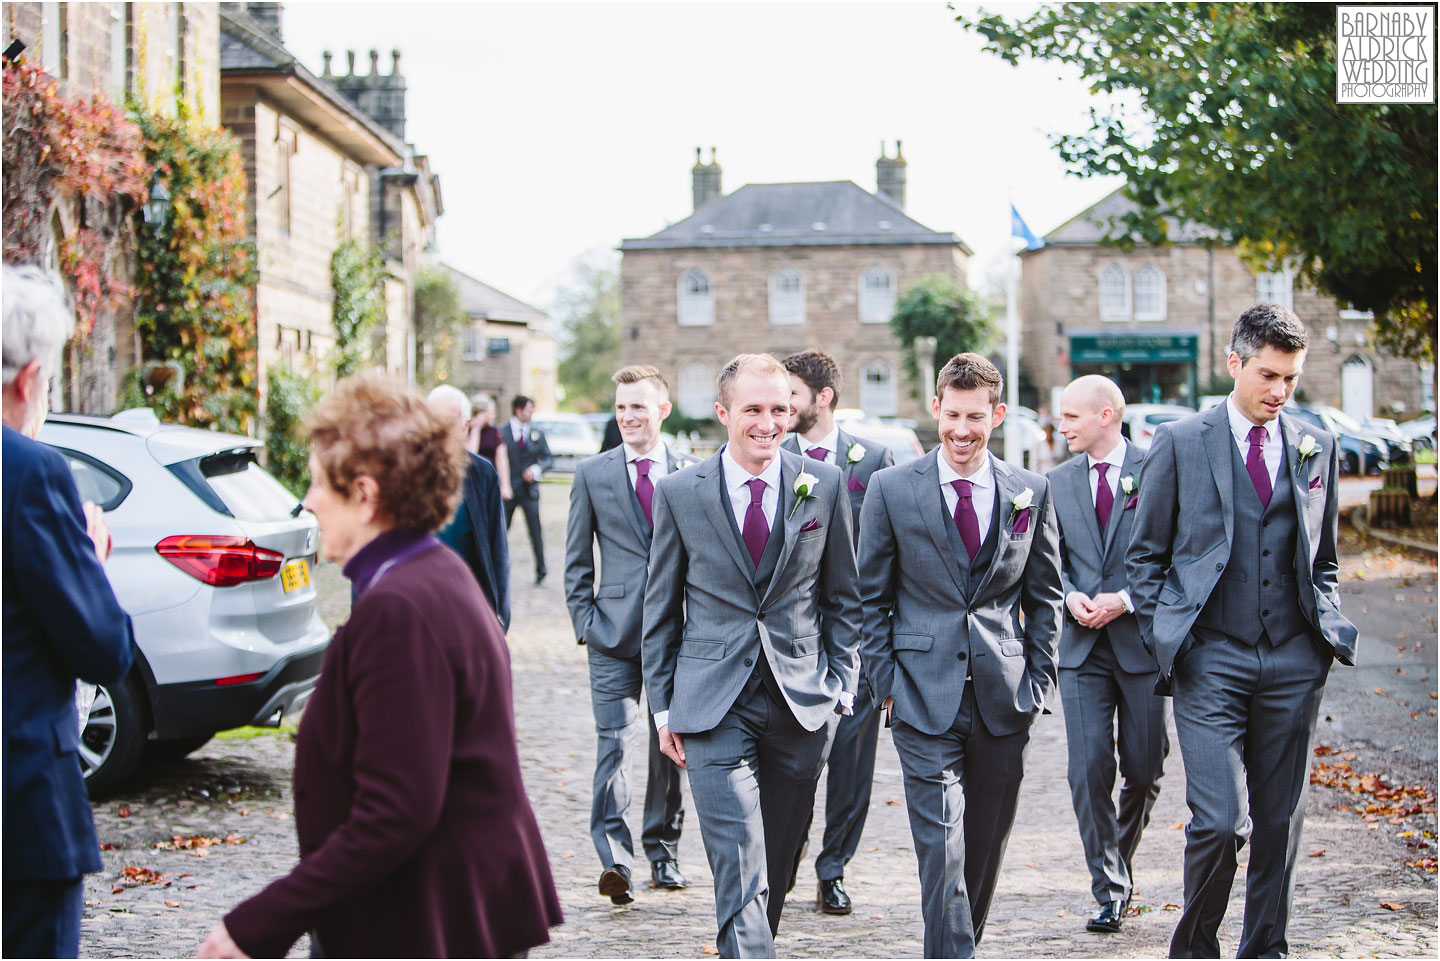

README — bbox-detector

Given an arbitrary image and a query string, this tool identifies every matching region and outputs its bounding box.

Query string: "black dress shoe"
[817,878,852,915]
[598,865,634,905]
[650,858,687,890]
[535,572,547,586]
[1086,900,1125,933]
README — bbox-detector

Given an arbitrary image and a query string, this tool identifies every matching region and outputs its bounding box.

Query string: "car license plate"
[280,558,311,593]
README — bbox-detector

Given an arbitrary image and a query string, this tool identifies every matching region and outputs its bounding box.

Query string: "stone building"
[5,2,219,413]
[1019,188,1431,420]
[443,264,558,413]
[619,144,970,423]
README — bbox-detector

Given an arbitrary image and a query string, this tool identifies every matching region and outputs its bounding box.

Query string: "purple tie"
[517,426,526,449]
[806,447,829,462]
[950,480,981,561]
[742,478,770,566]
[635,458,654,527]
[1094,463,1113,532]
[1246,425,1272,508]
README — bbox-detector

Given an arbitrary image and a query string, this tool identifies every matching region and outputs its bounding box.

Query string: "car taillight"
[155,536,284,587]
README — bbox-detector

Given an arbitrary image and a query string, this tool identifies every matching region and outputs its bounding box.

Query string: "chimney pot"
[346,50,356,74]
[391,49,402,74]
[692,146,723,210]
[369,49,380,74]
[322,50,332,76]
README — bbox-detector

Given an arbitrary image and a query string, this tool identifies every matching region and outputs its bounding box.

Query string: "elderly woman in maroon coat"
[198,373,562,959]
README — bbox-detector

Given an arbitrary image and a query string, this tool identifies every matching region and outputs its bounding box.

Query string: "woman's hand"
[197,922,249,958]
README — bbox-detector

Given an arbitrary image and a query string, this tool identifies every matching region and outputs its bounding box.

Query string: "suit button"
[1263,579,1271,587]
[1263,549,1271,557]
[1195,603,1202,611]
[956,652,967,661]
[1215,562,1223,571]
[1263,520,1270,528]
[757,613,766,622]
[1263,610,1271,617]
[744,658,753,667]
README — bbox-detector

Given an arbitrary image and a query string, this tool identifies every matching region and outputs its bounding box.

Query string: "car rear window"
[168,449,300,521]
[55,448,132,511]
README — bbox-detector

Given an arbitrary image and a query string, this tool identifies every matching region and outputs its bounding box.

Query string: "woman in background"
[468,392,513,501]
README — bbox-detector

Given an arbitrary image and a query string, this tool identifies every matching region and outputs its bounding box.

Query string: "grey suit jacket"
[1125,404,1358,679]
[782,428,895,540]
[641,448,861,735]
[858,450,1064,737]
[565,443,698,659]
[1047,443,1152,673]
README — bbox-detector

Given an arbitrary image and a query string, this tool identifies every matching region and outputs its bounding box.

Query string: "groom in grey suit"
[780,348,894,916]
[1128,304,1357,958]
[566,365,697,905]
[1048,375,1169,936]
[643,353,861,958]
[859,353,1063,959]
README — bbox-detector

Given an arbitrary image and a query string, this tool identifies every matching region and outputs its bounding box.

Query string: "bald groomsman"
[780,349,893,916]
[566,366,696,905]
[1047,375,1169,936]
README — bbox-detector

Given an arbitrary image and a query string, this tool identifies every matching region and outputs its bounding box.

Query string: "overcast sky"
[282,1,1126,313]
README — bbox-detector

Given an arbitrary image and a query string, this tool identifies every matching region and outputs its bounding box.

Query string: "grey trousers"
[890,687,1032,959]
[588,646,685,872]
[1058,632,1170,906]
[684,676,838,958]
[1168,629,1331,959]
[815,682,883,881]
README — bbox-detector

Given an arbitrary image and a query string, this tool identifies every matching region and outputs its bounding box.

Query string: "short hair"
[307,372,465,534]
[612,364,669,399]
[1229,303,1309,364]
[470,393,495,415]
[716,353,789,409]
[936,352,1004,406]
[2,263,75,386]
[512,394,532,413]
[426,383,471,422]
[782,349,842,407]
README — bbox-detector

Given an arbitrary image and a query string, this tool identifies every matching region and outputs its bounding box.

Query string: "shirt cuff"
[838,691,855,715]
[1117,589,1135,614]
[653,710,669,732]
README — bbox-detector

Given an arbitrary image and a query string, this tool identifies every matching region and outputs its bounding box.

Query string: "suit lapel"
[1203,403,1236,550]
[971,459,1020,603]
[760,452,802,607]
[1102,443,1145,560]
[1281,414,1316,562]
[695,454,754,585]
[1064,456,1104,557]
[836,428,858,483]
[911,450,969,601]
[781,435,801,457]
[609,447,650,545]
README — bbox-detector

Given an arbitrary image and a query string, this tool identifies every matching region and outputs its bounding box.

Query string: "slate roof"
[1041,187,1222,247]
[443,264,547,327]
[621,181,969,253]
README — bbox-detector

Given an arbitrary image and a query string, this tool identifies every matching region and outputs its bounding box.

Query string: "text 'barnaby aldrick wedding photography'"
[1337,5,1435,103]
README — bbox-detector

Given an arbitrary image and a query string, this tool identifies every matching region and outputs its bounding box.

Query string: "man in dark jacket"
[504,395,555,585]
[429,386,510,630]
[3,264,134,957]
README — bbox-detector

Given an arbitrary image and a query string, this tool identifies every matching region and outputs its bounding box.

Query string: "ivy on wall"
[263,363,321,496]
[330,237,389,379]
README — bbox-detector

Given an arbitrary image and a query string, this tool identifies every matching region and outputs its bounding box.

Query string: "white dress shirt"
[937,449,996,549]
[625,440,669,489]
[1075,438,1134,614]
[1226,395,1282,483]
[797,427,841,466]
[510,418,541,481]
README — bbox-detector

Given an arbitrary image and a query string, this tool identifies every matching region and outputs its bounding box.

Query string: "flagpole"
[1004,198,1021,463]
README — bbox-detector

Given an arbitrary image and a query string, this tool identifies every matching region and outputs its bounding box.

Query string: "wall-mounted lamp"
[143,179,171,229]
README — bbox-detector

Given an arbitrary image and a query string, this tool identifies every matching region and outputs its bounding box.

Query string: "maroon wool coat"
[225,545,562,958]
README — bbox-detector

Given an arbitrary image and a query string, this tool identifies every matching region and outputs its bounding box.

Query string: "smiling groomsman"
[858,353,1063,958]
[644,353,860,957]
[1128,305,1357,958]
[780,349,893,916]
[1047,375,1169,936]
[566,366,697,906]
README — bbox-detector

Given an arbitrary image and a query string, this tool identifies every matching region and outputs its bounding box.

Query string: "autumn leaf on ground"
[1380,902,1405,910]
[1308,850,1325,857]
[163,900,179,908]
[111,887,123,895]
[887,799,900,805]
[702,945,719,955]
[869,914,885,920]
[99,842,116,850]
[85,899,101,906]
[1374,687,1388,696]
[117,806,131,818]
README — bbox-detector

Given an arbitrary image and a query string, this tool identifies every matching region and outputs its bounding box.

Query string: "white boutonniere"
[1120,474,1138,496]
[1296,433,1319,464]
[1008,487,1035,533]
[846,442,867,465]
[789,471,819,520]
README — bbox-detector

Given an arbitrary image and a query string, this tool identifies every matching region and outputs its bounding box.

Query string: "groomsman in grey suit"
[1127,304,1357,958]
[566,365,697,906]
[643,353,861,958]
[858,353,1064,959]
[780,349,893,916]
[1047,375,1169,936]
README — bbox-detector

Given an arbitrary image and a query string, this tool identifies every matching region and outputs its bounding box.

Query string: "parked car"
[1362,417,1413,463]
[530,413,601,472]
[1286,404,1388,475]
[841,422,925,466]
[1398,414,1436,451]
[1121,404,1194,451]
[38,413,330,795]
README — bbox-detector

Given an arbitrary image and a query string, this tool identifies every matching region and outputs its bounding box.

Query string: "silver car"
[39,413,330,795]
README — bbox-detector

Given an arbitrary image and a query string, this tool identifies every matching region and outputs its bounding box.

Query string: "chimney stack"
[877,139,907,210]
[321,50,332,76]
[331,46,410,140]
[245,2,283,42]
[692,147,722,211]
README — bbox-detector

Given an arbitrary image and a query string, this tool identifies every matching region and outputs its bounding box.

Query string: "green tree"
[889,274,997,399]
[963,3,1436,371]
[263,363,321,496]
[414,265,468,386]
[555,261,620,413]
[330,237,389,379]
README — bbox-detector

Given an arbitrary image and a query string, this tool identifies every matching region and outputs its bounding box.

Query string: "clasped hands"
[1067,591,1126,630]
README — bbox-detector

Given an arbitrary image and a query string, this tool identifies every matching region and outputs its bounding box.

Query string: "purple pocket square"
[1124,494,1139,511]
[1011,509,1031,535]
[800,518,821,533]
[1309,476,1323,490]
[847,476,867,494]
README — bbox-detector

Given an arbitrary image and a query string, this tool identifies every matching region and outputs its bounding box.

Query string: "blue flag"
[1011,204,1043,250]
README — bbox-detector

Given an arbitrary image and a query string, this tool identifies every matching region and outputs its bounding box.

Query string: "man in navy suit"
[3,264,134,957]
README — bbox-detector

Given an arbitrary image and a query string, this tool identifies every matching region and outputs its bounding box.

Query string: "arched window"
[858,360,897,417]
[768,267,805,325]
[1133,264,1167,321]
[859,266,895,324]
[677,269,714,326]
[677,361,716,418]
[1256,270,1293,310]
[1099,264,1129,322]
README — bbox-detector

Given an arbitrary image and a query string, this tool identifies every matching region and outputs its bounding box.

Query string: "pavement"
[80,478,1438,958]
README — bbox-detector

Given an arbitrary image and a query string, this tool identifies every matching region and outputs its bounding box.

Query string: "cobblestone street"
[82,482,1437,958]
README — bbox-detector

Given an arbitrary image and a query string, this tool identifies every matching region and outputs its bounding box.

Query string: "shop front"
[1069,332,1200,407]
